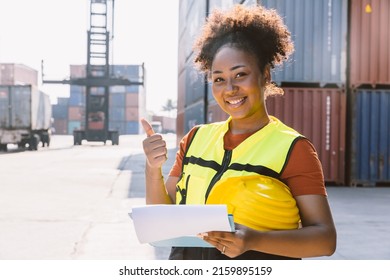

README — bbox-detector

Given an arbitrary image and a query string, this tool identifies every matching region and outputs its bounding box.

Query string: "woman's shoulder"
[282,137,327,196]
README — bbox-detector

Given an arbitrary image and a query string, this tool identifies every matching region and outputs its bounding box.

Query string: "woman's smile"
[225,96,247,107]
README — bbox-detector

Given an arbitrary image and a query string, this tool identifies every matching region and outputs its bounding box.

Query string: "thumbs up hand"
[141,118,155,137]
[140,118,168,168]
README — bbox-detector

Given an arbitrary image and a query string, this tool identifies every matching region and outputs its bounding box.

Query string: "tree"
[162,99,177,117]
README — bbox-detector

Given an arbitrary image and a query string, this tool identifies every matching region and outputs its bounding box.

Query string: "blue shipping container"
[109,107,125,122]
[109,92,125,107]
[109,121,127,135]
[185,55,206,106]
[351,89,390,185]
[52,104,68,120]
[68,121,83,135]
[112,65,141,93]
[68,89,86,106]
[126,121,139,135]
[184,100,205,133]
[260,0,348,85]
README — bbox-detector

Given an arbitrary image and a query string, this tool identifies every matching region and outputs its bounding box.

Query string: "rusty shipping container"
[207,100,229,123]
[52,119,68,135]
[349,0,390,87]
[68,106,85,121]
[176,111,185,147]
[266,87,346,184]
[350,89,390,186]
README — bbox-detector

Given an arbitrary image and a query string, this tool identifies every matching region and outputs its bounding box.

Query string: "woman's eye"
[213,77,224,83]
[236,72,246,78]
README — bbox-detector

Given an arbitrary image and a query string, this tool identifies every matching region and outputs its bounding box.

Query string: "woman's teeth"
[227,97,245,105]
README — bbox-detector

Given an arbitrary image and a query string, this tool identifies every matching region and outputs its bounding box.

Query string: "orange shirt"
[169,125,327,197]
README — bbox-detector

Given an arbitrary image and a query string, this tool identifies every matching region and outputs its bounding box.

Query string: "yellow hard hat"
[206,175,300,231]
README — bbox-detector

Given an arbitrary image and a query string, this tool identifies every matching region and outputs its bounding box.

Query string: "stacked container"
[62,65,86,134]
[51,64,145,136]
[110,65,146,135]
[259,0,348,185]
[176,0,208,144]
[177,0,349,184]
[0,63,38,86]
[52,97,69,134]
[349,0,390,186]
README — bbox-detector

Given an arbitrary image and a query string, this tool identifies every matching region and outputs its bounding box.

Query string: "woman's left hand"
[200,224,254,258]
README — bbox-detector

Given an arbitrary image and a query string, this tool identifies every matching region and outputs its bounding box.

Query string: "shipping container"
[176,111,185,146]
[125,92,139,107]
[184,0,207,60]
[67,64,145,141]
[0,63,38,86]
[57,97,69,106]
[110,85,126,94]
[70,65,86,78]
[52,104,68,120]
[178,24,188,74]
[260,0,348,86]
[69,87,86,106]
[152,115,177,133]
[114,65,142,93]
[125,121,139,135]
[185,54,207,106]
[68,106,85,121]
[52,119,68,135]
[109,92,125,107]
[109,107,125,122]
[349,0,390,87]
[109,121,127,135]
[207,100,229,123]
[176,69,186,144]
[125,107,139,121]
[184,100,205,133]
[177,69,186,112]
[178,0,189,39]
[350,89,390,186]
[68,121,83,135]
[0,85,52,150]
[266,87,346,184]
[209,0,235,11]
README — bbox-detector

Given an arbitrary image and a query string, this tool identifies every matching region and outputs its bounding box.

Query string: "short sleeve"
[281,138,327,197]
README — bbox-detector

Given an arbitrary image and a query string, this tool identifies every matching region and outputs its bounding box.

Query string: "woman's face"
[211,46,269,121]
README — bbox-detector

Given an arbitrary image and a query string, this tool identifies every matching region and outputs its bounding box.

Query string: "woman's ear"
[263,65,271,83]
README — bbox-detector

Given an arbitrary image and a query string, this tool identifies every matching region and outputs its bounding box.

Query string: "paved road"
[0,134,389,260]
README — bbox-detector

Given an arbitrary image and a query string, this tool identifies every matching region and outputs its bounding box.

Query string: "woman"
[141,4,336,260]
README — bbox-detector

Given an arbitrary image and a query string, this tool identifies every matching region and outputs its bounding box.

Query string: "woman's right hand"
[141,118,168,169]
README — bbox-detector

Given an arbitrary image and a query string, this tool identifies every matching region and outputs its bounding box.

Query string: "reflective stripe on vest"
[176,116,303,205]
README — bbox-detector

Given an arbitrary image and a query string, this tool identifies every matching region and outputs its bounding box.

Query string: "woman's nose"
[225,79,238,94]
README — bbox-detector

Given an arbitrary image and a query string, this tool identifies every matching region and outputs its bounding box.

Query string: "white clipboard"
[129,204,235,247]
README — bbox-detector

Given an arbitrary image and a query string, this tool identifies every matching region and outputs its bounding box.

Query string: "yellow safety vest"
[176,116,303,205]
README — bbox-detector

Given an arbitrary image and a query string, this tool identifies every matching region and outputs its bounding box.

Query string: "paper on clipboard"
[129,204,234,246]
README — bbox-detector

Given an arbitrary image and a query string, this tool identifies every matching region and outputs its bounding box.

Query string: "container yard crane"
[42,0,144,145]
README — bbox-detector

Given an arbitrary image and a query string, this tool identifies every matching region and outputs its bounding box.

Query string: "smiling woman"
[141,4,336,260]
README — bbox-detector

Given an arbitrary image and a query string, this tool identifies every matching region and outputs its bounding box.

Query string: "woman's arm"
[202,194,336,258]
[141,118,173,204]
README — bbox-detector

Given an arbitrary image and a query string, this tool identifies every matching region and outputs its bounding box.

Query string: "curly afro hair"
[193,4,294,75]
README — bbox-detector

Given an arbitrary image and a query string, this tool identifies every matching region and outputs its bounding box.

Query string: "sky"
[0,0,179,115]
